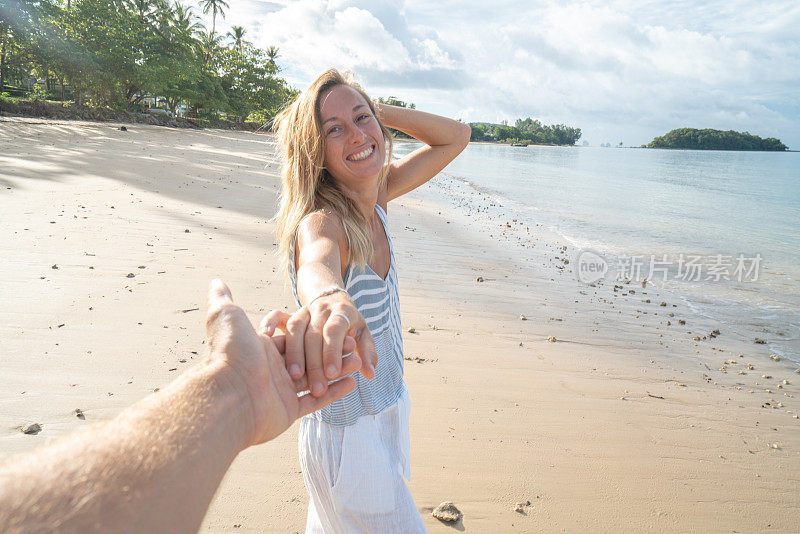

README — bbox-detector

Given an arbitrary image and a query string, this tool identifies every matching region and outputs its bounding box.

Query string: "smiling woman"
[265,68,470,532]
[273,70,393,269]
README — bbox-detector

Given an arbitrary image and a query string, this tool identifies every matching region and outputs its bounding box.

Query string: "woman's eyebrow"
[322,105,367,125]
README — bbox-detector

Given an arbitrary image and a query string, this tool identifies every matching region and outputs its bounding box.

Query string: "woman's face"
[318,85,385,188]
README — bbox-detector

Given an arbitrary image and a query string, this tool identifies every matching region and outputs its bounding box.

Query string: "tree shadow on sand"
[2,119,283,250]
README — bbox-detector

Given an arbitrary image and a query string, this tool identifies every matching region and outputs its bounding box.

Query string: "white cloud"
[430,1,800,145]
[242,0,463,91]
[196,0,800,147]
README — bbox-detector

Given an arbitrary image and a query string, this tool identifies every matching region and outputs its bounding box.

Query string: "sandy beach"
[1,117,799,532]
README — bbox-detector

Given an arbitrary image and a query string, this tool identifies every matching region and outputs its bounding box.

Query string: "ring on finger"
[332,312,351,328]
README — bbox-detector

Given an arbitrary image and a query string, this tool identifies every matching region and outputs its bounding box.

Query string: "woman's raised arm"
[377,103,471,202]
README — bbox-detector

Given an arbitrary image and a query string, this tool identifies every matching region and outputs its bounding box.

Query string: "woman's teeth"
[348,146,374,161]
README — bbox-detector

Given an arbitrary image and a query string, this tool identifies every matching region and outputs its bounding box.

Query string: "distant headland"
[467,119,582,146]
[379,96,583,146]
[645,128,788,151]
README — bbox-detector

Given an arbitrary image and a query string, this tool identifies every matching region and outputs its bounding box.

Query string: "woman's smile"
[347,144,375,162]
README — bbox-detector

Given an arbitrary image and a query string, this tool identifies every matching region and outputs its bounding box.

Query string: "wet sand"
[1,117,798,532]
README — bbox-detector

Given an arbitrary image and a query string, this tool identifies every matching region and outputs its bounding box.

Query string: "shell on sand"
[432,502,462,522]
[515,500,531,513]
[21,422,41,435]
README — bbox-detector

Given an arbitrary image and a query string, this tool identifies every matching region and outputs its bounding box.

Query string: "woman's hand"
[259,291,378,398]
[265,330,363,393]
[282,211,378,397]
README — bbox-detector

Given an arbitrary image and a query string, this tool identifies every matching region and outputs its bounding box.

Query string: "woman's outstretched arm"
[260,212,377,399]
[377,103,471,202]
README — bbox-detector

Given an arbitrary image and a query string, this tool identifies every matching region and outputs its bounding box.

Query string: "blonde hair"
[273,68,393,269]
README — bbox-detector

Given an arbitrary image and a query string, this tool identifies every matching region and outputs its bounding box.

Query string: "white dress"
[288,205,426,533]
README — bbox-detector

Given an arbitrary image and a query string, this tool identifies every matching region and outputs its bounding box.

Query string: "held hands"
[259,290,379,398]
[204,280,358,447]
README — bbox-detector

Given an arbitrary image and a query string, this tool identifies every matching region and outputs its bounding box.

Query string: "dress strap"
[374,204,393,251]
[374,203,388,225]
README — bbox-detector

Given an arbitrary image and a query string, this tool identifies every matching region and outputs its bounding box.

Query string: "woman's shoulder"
[297,208,345,239]
[296,209,349,257]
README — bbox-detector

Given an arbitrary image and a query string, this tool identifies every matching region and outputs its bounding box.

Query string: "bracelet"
[307,286,347,306]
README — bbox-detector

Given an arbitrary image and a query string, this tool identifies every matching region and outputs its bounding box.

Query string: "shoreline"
[394,137,576,148]
[391,141,800,364]
[401,172,786,365]
[2,118,798,532]
[442,169,800,362]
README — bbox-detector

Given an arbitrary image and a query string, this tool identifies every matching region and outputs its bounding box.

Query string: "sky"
[196,0,800,148]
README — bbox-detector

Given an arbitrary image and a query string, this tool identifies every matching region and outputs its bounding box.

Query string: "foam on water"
[394,141,800,360]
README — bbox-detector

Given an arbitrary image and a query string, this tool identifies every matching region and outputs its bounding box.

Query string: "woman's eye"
[327,126,341,135]
[357,114,370,121]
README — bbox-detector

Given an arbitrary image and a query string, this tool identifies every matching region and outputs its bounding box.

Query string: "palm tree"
[227,25,246,54]
[171,1,205,36]
[199,0,229,37]
[199,30,222,63]
[266,45,279,69]
[128,0,166,25]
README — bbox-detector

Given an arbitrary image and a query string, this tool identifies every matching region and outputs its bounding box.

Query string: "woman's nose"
[347,123,366,144]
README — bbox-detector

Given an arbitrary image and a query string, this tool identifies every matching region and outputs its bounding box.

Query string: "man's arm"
[0,360,249,534]
[0,280,356,534]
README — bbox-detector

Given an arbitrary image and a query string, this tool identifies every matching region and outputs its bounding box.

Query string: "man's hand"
[205,280,357,446]
[267,332,363,394]
[258,296,378,399]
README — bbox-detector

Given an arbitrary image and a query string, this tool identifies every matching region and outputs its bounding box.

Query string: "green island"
[645,128,788,151]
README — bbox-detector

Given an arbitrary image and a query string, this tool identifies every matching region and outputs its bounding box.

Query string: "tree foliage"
[647,128,787,151]
[0,0,293,122]
[469,118,581,145]
[377,95,415,138]
[377,95,415,110]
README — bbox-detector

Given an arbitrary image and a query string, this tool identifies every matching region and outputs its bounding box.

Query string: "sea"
[392,142,800,361]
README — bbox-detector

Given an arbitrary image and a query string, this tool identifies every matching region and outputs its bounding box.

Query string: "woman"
[263,68,470,532]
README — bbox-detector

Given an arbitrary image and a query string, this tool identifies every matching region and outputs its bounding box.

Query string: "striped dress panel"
[288,204,405,426]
